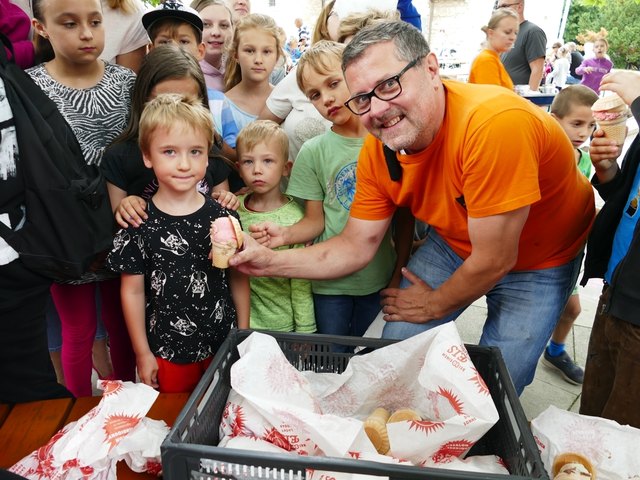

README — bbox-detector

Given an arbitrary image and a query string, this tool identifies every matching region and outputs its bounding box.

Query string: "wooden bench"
[0,393,188,479]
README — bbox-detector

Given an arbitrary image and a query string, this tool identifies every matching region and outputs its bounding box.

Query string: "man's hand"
[136,351,159,389]
[229,232,276,276]
[600,70,640,106]
[380,268,435,323]
[249,221,286,248]
[115,195,147,228]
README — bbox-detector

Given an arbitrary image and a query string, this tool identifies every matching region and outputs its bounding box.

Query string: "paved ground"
[455,277,601,422]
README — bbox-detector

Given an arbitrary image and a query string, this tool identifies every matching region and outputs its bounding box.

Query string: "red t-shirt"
[351,80,594,271]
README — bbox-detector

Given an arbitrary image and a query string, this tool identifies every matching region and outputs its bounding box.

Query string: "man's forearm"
[271,233,374,280]
[528,58,545,91]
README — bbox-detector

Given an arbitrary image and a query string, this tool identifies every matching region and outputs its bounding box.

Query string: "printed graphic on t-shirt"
[328,161,356,210]
[106,197,238,363]
[0,81,17,180]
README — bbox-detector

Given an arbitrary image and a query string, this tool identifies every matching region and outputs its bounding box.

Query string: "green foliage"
[565,0,640,69]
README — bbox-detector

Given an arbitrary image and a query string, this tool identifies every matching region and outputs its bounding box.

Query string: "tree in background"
[565,0,640,69]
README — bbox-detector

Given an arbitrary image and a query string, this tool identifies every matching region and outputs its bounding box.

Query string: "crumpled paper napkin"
[10,381,169,479]
[531,405,640,479]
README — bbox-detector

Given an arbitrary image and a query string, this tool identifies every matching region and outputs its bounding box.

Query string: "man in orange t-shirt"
[230,21,595,394]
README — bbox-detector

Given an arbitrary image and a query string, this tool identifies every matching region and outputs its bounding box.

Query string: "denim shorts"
[382,229,582,395]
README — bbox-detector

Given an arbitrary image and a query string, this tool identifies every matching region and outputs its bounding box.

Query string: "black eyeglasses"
[496,2,520,9]
[344,57,421,115]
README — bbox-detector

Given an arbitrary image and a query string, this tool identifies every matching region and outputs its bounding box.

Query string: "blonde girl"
[191,0,234,91]
[28,0,137,397]
[311,0,338,44]
[546,45,570,88]
[221,13,280,152]
[468,7,519,89]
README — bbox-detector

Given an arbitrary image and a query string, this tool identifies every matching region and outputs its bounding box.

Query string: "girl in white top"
[547,45,571,89]
[191,0,234,91]
[99,0,149,73]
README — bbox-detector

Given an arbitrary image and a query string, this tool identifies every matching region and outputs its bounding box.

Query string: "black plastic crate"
[161,330,549,480]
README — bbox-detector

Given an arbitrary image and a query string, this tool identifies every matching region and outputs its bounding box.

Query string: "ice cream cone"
[364,407,390,454]
[552,452,595,479]
[592,93,629,145]
[387,408,421,423]
[598,118,627,145]
[210,216,243,269]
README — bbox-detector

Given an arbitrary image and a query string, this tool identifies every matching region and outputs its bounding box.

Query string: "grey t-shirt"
[501,20,547,86]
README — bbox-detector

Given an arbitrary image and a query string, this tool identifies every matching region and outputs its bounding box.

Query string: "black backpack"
[0,34,115,280]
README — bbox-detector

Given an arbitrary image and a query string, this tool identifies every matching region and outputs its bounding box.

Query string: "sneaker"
[542,349,584,385]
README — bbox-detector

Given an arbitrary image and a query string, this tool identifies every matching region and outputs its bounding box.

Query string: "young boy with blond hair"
[107,94,249,393]
[235,120,315,332]
[250,41,411,350]
[542,84,599,385]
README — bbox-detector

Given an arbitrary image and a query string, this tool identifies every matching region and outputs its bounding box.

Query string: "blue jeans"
[314,292,382,353]
[382,229,582,395]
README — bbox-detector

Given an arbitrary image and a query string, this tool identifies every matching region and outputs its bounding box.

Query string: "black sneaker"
[542,349,584,385]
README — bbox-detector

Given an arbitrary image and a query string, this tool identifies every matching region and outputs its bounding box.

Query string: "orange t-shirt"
[468,49,514,90]
[351,80,595,271]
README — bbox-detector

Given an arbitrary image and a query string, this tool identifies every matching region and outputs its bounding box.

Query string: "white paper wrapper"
[219,323,505,474]
[10,381,170,479]
[531,405,640,479]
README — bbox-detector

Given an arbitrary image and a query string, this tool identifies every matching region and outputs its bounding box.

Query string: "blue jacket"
[581,96,640,326]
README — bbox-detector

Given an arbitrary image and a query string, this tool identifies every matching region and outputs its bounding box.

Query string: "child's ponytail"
[31,0,55,62]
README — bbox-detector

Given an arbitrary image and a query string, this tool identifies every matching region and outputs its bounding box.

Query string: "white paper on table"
[531,405,640,480]
[219,323,503,473]
[9,381,168,480]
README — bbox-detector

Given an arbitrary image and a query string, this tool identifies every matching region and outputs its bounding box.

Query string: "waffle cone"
[599,119,627,145]
[387,408,421,423]
[552,452,595,479]
[211,243,235,268]
[364,408,390,454]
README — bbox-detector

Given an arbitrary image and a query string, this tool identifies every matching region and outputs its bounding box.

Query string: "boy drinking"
[107,94,249,393]
[235,120,315,332]
[142,1,206,60]
[250,41,411,350]
[542,84,599,384]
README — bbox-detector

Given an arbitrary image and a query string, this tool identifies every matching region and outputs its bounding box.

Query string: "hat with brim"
[142,1,204,33]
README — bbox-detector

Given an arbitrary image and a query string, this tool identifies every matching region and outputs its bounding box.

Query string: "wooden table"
[0,393,188,479]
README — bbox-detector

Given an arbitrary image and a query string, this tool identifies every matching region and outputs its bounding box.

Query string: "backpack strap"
[0,31,15,65]
[383,144,402,182]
